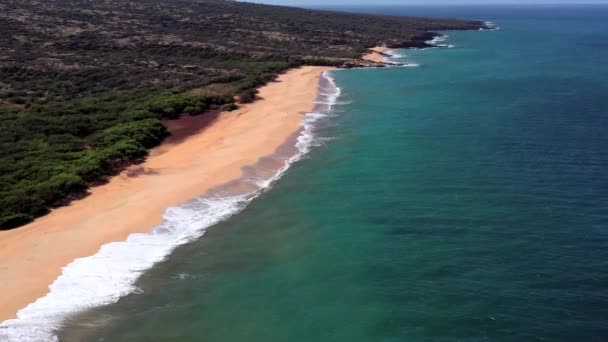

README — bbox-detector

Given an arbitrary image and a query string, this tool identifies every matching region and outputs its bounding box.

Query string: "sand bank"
[0,66,332,322]
[362,46,389,63]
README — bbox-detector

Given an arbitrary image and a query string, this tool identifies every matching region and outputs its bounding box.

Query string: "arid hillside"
[0,0,485,229]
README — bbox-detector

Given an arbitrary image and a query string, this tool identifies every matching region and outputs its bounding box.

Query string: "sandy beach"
[0,66,332,322]
[362,46,389,63]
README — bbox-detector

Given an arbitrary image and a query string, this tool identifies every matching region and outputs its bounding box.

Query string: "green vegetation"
[0,91,235,228]
[0,0,484,229]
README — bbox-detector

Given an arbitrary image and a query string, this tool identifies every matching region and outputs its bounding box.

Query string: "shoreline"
[0,66,332,326]
[362,46,390,63]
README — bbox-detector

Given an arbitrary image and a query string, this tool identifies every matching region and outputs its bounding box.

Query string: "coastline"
[362,46,390,63]
[361,33,464,68]
[0,66,332,325]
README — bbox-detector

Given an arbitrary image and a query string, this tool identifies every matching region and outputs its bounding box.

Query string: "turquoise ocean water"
[51,5,608,341]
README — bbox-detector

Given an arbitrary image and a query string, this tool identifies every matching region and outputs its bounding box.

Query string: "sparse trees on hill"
[0,0,484,229]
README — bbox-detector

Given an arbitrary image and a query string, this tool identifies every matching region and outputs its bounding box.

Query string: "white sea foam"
[426,34,448,45]
[314,100,350,106]
[385,49,407,59]
[425,34,454,48]
[480,21,501,31]
[397,63,421,68]
[379,49,421,68]
[0,71,343,342]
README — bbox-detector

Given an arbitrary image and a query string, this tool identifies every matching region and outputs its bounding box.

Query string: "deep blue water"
[62,5,608,341]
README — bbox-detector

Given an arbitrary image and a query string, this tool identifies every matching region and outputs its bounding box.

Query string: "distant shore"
[362,46,390,63]
[0,66,332,323]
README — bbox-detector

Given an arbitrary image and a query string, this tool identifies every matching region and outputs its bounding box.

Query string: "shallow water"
[37,5,608,341]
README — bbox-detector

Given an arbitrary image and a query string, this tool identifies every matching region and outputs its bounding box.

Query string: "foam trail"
[480,21,501,31]
[0,71,343,342]
[385,49,407,59]
[426,34,454,48]
[382,49,420,68]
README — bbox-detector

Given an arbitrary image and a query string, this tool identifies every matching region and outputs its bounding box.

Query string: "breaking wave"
[0,71,343,342]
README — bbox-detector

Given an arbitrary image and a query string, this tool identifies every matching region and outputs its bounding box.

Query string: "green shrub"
[34,173,87,204]
[222,103,239,111]
[238,89,257,103]
[0,213,34,230]
[92,119,167,148]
